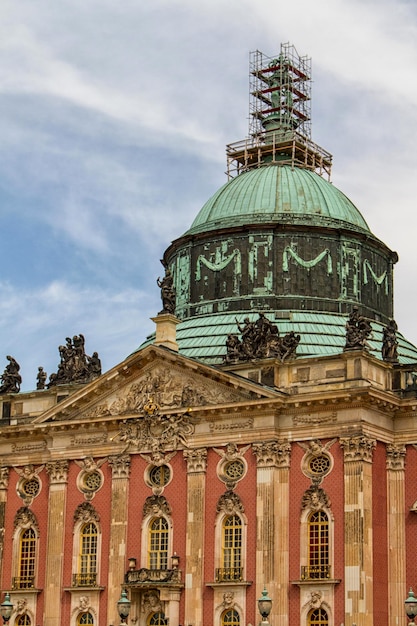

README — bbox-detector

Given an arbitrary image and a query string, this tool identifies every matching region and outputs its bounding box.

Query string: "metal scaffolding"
[226,43,332,180]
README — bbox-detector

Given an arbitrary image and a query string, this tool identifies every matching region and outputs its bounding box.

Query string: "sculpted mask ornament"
[14,507,38,532]
[216,491,244,515]
[73,502,100,525]
[301,486,331,511]
[143,494,172,518]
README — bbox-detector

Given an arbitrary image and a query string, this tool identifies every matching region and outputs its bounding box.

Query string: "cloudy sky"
[1,0,417,390]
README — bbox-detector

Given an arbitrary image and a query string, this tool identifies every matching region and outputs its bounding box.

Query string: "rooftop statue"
[48,335,101,387]
[157,261,176,315]
[36,366,47,390]
[0,355,22,394]
[381,319,399,363]
[225,313,300,363]
[344,306,373,351]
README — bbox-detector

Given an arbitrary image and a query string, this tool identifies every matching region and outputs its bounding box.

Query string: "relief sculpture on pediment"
[85,365,250,419]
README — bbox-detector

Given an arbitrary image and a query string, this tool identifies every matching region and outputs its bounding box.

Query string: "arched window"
[149,517,169,570]
[77,613,94,625]
[221,609,240,626]
[308,511,329,579]
[16,615,31,626]
[308,607,328,625]
[221,515,242,581]
[148,613,168,625]
[78,522,98,586]
[18,528,36,588]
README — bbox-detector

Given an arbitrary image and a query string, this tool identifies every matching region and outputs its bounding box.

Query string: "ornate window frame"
[140,496,173,571]
[72,503,102,588]
[214,492,247,584]
[12,507,39,590]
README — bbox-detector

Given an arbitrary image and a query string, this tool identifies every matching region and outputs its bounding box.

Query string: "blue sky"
[1,0,417,390]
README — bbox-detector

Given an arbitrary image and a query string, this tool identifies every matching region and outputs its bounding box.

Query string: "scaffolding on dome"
[226,43,332,180]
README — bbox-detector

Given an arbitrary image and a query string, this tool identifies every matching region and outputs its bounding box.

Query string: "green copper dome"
[187,165,370,235]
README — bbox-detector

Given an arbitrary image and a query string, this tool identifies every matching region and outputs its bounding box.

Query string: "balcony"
[215,567,244,583]
[300,565,331,580]
[125,568,181,585]
[72,572,98,587]
[12,576,35,590]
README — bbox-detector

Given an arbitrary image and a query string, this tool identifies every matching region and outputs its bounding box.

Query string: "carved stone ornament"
[0,467,9,490]
[214,443,250,461]
[45,460,69,483]
[216,490,245,515]
[78,596,91,612]
[108,454,131,478]
[252,440,291,468]
[14,507,39,532]
[15,598,28,614]
[222,592,235,609]
[15,465,44,505]
[224,313,300,363]
[183,448,207,473]
[73,502,100,525]
[387,443,406,470]
[301,486,331,511]
[143,494,172,519]
[119,409,196,455]
[340,436,376,462]
[302,591,323,612]
[142,590,162,615]
[85,366,251,419]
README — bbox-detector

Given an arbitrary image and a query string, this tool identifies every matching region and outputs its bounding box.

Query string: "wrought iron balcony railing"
[12,576,35,589]
[72,572,98,587]
[300,565,331,580]
[215,567,244,582]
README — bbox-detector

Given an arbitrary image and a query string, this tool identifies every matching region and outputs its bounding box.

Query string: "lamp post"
[258,587,272,626]
[117,589,131,626]
[405,588,417,625]
[0,593,13,624]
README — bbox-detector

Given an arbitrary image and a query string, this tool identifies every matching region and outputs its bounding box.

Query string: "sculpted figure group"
[225,313,300,363]
[48,335,101,387]
[0,356,22,394]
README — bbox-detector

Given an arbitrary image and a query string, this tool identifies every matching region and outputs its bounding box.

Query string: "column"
[183,448,207,626]
[0,468,9,577]
[107,453,131,625]
[340,436,376,626]
[252,440,291,626]
[387,443,406,626]
[44,460,69,626]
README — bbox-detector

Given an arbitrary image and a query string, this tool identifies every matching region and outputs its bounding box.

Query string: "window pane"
[149,518,169,570]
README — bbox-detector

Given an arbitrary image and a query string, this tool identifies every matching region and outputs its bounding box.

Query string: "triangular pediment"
[32,345,280,425]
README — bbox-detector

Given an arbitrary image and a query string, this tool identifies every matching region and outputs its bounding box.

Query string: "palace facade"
[1,44,417,626]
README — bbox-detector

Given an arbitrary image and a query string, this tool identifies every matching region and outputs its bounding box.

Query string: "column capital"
[252,440,291,468]
[340,435,376,463]
[108,453,131,478]
[46,460,69,484]
[386,443,406,470]
[183,448,207,473]
[0,467,9,490]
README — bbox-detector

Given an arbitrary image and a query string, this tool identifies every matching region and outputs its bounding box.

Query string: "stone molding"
[0,467,9,490]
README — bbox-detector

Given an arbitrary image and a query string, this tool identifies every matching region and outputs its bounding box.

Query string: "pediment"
[33,345,279,424]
